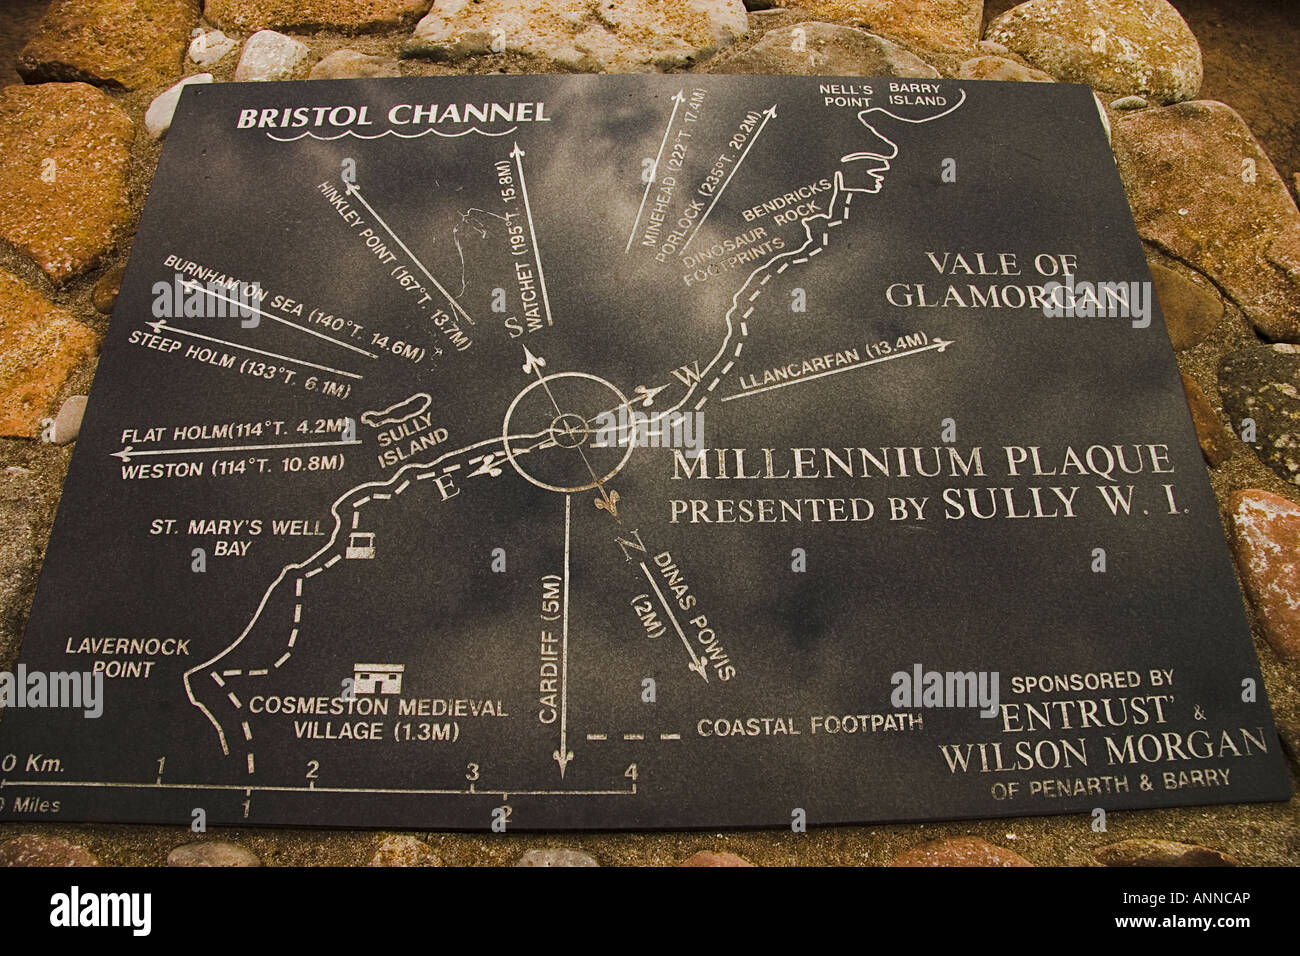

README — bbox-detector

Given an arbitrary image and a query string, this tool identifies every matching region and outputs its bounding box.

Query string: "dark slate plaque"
[0,75,1290,830]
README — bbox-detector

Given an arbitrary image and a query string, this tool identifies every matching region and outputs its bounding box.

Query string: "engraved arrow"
[719,335,954,402]
[593,489,620,521]
[553,494,575,777]
[145,320,363,380]
[177,281,378,359]
[521,345,547,376]
[510,143,553,328]
[680,103,777,254]
[466,451,506,478]
[632,383,669,407]
[342,181,475,326]
[112,438,361,463]
[640,561,709,682]
[626,89,685,252]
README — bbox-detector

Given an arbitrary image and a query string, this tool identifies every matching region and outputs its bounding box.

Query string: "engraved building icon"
[352,664,404,695]
[346,532,376,559]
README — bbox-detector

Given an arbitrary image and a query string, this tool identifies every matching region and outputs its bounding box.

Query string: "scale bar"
[0,779,636,797]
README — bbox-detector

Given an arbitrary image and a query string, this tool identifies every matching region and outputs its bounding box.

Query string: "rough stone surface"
[1110,94,1148,110]
[0,271,99,439]
[515,848,599,867]
[369,834,440,866]
[957,55,1054,82]
[93,265,126,314]
[0,835,99,866]
[679,850,754,866]
[167,841,261,866]
[207,0,430,33]
[234,30,311,82]
[1180,375,1232,467]
[0,469,41,658]
[987,0,1202,104]
[145,73,213,139]
[1219,344,1300,488]
[1278,713,1300,766]
[406,0,748,72]
[780,1,983,51]
[715,22,937,77]
[891,836,1033,866]
[310,49,402,79]
[50,394,88,445]
[0,83,135,283]
[16,0,198,91]
[188,28,237,66]
[1151,263,1223,350]
[1094,839,1238,866]
[1226,489,1300,660]
[1114,101,1300,342]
